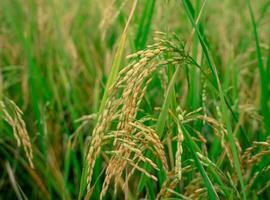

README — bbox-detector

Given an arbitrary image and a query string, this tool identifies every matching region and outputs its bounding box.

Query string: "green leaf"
[246,0,270,135]
[182,126,219,200]
[181,0,246,199]
[135,0,155,50]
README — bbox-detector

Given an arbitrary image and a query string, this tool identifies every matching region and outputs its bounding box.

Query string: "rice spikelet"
[0,98,34,168]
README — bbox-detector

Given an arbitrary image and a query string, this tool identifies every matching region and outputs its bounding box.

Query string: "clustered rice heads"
[85,31,270,199]
[0,98,34,168]
[85,32,192,199]
[242,136,270,168]
[241,136,270,195]
[156,106,184,199]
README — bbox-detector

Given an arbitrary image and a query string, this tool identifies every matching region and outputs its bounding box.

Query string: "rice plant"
[1,0,270,199]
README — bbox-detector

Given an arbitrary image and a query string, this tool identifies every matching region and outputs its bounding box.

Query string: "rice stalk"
[0,98,34,168]
[85,32,192,199]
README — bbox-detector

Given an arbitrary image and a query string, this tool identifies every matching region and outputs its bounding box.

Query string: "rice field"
[1,0,270,199]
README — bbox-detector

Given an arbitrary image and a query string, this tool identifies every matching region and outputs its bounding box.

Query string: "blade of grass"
[267,42,270,82]
[181,126,219,200]
[135,0,155,50]
[5,161,24,200]
[181,0,246,199]
[99,0,137,114]
[157,65,180,138]
[246,0,270,135]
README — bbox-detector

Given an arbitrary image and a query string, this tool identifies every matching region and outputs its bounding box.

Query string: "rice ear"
[85,32,192,199]
[0,98,34,168]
